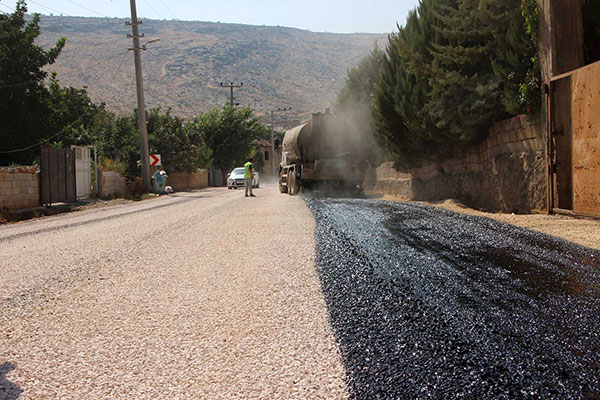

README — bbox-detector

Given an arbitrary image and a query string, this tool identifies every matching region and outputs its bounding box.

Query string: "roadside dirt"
[380,196,600,251]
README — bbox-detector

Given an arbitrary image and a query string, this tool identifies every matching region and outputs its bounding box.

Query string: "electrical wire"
[0,131,63,154]
[0,80,39,89]
[0,2,13,10]
[64,0,109,18]
[27,0,65,15]
[140,0,162,20]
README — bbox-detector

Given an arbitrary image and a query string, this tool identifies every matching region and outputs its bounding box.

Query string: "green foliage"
[95,108,213,179]
[583,0,600,64]
[0,1,66,165]
[336,45,385,111]
[147,108,212,174]
[510,0,541,114]
[334,45,386,165]
[199,105,268,171]
[372,0,540,163]
[0,2,215,181]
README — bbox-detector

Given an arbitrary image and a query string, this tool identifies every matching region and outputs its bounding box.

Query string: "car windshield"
[231,168,244,175]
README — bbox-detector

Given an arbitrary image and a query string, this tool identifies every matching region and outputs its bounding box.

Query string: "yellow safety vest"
[244,162,253,179]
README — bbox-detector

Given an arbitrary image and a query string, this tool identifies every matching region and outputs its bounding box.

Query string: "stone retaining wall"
[167,169,209,192]
[0,168,40,210]
[98,170,127,199]
[366,116,546,213]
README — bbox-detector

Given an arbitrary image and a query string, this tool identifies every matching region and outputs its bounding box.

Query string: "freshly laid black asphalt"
[306,198,600,400]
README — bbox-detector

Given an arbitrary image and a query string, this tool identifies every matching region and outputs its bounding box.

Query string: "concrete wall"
[167,169,209,192]
[0,168,40,210]
[366,116,546,213]
[98,170,127,199]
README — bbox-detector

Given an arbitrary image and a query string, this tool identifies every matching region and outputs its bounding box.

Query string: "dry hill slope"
[37,16,387,125]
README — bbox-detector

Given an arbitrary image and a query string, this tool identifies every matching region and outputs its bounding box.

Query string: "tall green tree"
[0,0,65,165]
[336,45,385,111]
[95,108,212,179]
[428,0,506,144]
[372,0,539,164]
[199,105,268,171]
[147,108,212,173]
[373,0,452,161]
[335,45,385,165]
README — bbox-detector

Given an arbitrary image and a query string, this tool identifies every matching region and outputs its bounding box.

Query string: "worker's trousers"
[245,178,253,196]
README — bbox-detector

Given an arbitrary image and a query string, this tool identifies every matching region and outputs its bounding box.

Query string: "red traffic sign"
[150,154,161,167]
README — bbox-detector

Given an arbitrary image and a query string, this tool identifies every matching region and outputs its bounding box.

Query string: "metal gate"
[71,145,91,199]
[40,145,77,205]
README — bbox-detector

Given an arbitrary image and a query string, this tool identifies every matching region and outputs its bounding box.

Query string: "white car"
[227,168,259,189]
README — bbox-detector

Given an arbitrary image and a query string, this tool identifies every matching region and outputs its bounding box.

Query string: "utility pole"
[127,0,151,192]
[270,107,291,177]
[219,82,243,106]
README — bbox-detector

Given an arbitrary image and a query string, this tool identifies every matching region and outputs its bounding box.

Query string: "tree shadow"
[0,362,22,400]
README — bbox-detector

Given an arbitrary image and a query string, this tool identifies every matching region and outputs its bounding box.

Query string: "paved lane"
[0,185,348,399]
[307,198,600,400]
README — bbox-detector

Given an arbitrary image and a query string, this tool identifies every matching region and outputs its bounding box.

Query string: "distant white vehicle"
[227,167,259,189]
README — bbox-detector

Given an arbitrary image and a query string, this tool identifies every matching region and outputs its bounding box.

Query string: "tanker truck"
[278,111,368,195]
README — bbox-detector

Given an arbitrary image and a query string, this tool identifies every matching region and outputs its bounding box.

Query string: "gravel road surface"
[307,198,600,399]
[0,185,348,399]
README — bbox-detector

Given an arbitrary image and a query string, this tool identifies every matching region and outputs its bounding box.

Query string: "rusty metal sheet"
[571,61,600,217]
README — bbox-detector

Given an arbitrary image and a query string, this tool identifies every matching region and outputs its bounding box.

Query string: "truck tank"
[279,112,368,195]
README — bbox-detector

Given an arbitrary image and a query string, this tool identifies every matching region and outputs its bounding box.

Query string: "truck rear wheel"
[279,182,287,193]
[288,170,299,195]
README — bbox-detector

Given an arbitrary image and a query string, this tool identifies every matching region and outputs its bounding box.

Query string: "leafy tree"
[147,108,212,173]
[199,105,268,171]
[46,73,109,148]
[95,108,212,179]
[0,1,65,165]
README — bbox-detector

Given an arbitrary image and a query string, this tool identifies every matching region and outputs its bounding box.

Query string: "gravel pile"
[307,198,600,399]
[0,186,348,399]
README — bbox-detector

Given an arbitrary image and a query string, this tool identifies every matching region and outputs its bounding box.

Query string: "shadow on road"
[0,362,23,400]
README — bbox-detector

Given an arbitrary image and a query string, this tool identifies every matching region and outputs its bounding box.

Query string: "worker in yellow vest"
[244,158,255,197]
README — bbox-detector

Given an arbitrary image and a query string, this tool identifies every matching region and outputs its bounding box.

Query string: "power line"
[64,0,109,17]
[0,131,62,154]
[0,2,14,13]
[154,0,179,21]
[140,0,162,20]
[27,0,65,15]
[0,80,39,89]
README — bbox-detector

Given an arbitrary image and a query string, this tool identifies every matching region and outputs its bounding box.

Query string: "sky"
[0,0,420,34]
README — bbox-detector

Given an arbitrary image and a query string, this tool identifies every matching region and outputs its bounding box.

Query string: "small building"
[254,139,283,178]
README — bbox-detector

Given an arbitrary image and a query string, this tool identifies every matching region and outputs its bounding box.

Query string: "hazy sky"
[0,0,420,33]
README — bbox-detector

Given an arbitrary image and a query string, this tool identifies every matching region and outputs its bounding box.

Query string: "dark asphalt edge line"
[0,197,196,243]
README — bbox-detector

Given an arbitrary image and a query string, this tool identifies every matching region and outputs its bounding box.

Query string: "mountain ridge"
[36,15,387,128]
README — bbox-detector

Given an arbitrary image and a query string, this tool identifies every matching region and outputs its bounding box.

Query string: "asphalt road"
[2,187,599,399]
[307,198,600,400]
[0,185,348,399]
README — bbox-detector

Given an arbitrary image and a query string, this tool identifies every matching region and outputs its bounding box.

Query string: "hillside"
[36,16,387,128]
